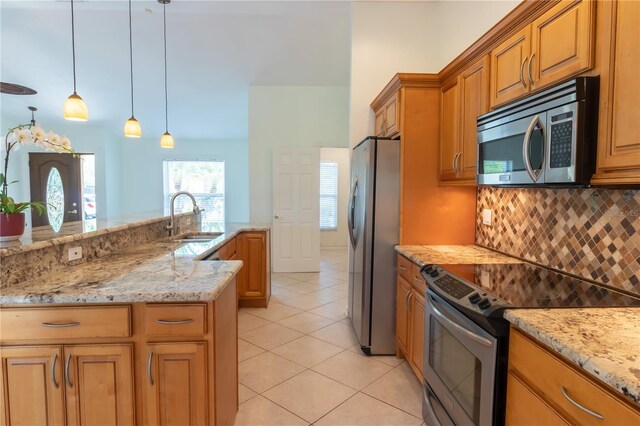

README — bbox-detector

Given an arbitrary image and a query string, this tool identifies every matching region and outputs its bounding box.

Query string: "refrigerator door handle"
[348,178,358,248]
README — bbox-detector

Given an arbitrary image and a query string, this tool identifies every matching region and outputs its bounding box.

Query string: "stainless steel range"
[420,262,640,426]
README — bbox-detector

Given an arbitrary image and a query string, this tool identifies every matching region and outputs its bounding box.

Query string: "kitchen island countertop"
[0,223,269,305]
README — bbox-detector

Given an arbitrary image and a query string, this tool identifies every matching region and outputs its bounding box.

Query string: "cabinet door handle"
[456,152,462,174]
[560,386,604,420]
[520,57,529,89]
[407,292,413,313]
[147,351,154,386]
[42,321,80,328]
[451,153,457,174]
[64,353,73,388]
[51,353,59,389]
[404,290,411,311]
[528,53,535,87]
[156,319,193,325]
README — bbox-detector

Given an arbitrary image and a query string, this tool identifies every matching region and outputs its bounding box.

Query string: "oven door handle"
[522,114,544,183]
[423,387,443,426]
[426,294,493,347]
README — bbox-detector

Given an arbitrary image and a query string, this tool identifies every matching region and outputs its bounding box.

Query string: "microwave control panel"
[549,112,574,169]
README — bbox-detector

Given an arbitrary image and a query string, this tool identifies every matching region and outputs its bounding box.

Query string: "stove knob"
[478,298,492,310]
[468,292,481,304]
[424,266,433,274]
[429,269,440,278]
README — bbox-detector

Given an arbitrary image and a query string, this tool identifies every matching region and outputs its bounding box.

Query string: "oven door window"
[429,317,482,424]
[478,130,543,175]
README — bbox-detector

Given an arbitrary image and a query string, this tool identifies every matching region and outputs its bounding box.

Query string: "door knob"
[274,215,280,219]
[67,209,78,214]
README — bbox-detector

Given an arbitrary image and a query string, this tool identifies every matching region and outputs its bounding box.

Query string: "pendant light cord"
[70,0,77,93]
[129,0,135,116]
[163,2,169,133]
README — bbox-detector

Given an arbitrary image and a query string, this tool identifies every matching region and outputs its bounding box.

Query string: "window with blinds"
[320,161,339,230]
[163,160,225,231]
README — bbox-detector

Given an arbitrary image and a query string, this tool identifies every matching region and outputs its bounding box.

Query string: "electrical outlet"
[68,246,82,261]
[482,209,492,226]
[186,218,192,225]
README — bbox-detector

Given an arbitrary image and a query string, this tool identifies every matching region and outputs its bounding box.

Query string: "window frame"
[319,161,339,231]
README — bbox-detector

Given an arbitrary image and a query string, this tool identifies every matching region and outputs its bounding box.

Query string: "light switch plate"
[482,209,492,226]
[68,246,82,261]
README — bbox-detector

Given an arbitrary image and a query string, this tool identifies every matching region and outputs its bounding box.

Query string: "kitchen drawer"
[509,329,640,425]
[397,255,412,282]
[144,303,207,337]
[410,263,426,292]
[0,306,131,342]
[506,372,569,426]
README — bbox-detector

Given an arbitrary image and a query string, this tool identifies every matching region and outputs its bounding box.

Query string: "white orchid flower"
[15,128,33,146]
[49,133,61,145]
[61,136,71,150]
[31,125,46,141]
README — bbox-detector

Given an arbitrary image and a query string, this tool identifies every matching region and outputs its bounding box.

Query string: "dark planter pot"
[0,213,26,242]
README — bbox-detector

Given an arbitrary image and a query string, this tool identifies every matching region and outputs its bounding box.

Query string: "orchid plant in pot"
[1,121,75,241]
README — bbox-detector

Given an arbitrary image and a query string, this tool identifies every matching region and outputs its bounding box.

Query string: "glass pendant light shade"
[160,131,174,149]
[63,92,88,121]
[124,116,142,138]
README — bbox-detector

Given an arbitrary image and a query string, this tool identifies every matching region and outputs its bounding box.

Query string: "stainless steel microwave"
[477,77,599,186]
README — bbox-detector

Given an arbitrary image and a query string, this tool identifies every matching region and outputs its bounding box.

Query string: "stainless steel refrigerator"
[348,136,400,355]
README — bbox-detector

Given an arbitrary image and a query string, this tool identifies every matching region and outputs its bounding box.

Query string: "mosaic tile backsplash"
[476,187,640,295]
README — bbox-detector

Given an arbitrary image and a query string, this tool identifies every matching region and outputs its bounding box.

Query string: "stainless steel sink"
[172,232,223,244]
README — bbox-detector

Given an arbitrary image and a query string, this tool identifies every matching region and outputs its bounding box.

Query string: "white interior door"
[272,148,320,272]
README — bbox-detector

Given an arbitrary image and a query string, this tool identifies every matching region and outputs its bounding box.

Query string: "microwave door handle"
[523,115,543,182]
[426,294,493,347]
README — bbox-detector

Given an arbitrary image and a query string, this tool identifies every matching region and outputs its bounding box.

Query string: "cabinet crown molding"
[371,73,440,110]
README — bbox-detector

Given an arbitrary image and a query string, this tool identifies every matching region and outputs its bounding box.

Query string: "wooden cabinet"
[506,328,640,426]
[440,55,490,185]
[217,237,237,260]
[395,276,412,356]
[592,0,640,185]
[490,0,595,108]
[0,346,65,426]
[395,255,427,382]
[237,231,271,308]
[144,342,208,426]
[65,344,135,426]
[374,93,399,138]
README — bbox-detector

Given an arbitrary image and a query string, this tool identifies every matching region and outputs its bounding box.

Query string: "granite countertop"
[395,244,522,266]
[0,210,196,257]
[505,308,640,405]
[0,224,270,305]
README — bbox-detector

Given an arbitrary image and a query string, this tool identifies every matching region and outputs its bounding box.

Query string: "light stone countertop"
[395,244,522,267]
[0,223,270,304]
[505,308,640,405]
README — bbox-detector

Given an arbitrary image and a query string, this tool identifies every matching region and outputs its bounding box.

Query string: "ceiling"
[0,1,351,141]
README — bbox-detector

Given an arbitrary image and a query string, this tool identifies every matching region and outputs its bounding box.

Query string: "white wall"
[248,86,350,224]
[320,147,350,248]
[118,138,250,223]
[349,1,519,146]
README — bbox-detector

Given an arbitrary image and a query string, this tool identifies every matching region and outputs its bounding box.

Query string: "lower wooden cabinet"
[65,344,135,426]
[506,328,640,425]
[0,346,65,426]
[395,255,426,382]
[237,231,271,308]
[144,342,208,426]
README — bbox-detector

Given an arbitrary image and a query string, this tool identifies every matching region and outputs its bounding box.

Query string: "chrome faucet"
[167,191,201,237]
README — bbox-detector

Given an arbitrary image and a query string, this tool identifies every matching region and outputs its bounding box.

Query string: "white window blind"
[320,162,338,230]
[163,161,225,231]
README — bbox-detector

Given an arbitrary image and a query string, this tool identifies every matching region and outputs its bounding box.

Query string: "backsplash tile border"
[476,186,640,295]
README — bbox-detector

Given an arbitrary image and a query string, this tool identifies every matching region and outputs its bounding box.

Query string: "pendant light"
[159,0,174,149]
[124,0,141,137]
[63,0,89,121]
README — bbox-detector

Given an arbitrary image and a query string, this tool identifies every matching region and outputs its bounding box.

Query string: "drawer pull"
[156,319,194,325]
[414,276,423,283]
[399,264,408,271]
[42,321,80,328]
[51,353,59,389]
[147,352,154,385]
[64,353,73,388]
[560,386,604,420]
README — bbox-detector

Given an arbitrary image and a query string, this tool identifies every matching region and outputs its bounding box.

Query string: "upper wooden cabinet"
[440,55,490,185]
[374,93,400,138]
[592,0,640,185]
[490,0,595,108]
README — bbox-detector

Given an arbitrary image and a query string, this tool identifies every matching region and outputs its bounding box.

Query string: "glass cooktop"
[436,263,640,309]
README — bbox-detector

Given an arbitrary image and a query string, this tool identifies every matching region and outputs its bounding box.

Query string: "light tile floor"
[235,249,424,425]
